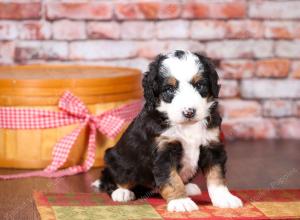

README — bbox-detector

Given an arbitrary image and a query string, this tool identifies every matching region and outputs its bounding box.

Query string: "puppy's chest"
[161,123,219,183]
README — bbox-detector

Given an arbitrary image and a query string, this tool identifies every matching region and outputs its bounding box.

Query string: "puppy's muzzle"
[182,108,196,119]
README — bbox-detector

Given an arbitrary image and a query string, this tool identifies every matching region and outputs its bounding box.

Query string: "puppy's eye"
[164,86,176,94]
[161,85,176,103]
[195,82,205,90]
[194,81,208,97]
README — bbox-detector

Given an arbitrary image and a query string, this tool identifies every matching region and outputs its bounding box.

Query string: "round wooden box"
[0,65,142,169]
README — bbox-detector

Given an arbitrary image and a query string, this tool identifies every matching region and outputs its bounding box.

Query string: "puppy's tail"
[92,168,117,195]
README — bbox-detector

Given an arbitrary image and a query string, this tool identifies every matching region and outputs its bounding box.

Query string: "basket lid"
[0,65,143,106]
[0,65,141,80]
[0,65,142,92]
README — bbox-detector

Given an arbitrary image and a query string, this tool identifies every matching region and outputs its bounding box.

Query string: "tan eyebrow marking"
[167,77,177,87]
[191,74,203,84]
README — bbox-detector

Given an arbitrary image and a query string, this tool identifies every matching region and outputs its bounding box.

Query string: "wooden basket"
[0,65,142,169]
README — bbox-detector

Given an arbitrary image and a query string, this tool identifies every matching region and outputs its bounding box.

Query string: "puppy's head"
[143,50,220,125]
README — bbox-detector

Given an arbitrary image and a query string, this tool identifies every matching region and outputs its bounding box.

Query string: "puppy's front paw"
[185,183,202,196]
[209,186,243,208]
[111,188,135,202]
[167,197,199,212]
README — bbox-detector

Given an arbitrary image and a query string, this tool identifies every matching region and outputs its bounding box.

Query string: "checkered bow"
[0,91,142,179]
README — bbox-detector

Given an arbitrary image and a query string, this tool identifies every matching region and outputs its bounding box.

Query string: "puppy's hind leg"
[99,167,136,202]
[91,179,101,189]
[98,167,118,195]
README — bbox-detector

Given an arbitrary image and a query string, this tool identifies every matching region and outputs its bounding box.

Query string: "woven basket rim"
[0,64,141,79]
[0,65,143,106]
[0,65,142,89]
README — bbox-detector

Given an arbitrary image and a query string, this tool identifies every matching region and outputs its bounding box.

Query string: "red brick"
[191,20,264,40]
[291,61,300,78]
[165,41,205,54]
[275,41,300,58]
[219,60,255,79]
[15,42,39,62]
[121,21,155,40]
[15,42,68,63]
[222,118,277,140]
[226,20,264,39]
[256,59,290,78]
[159,2,182,19]
[115,2,181,20]
[263,100,293,117]
[116,3,155,19]
[137,41,167,59]
[94,58,150,73]
[53,20,86,40]
[294,101,300,117]
[137,40,206,59]
[43,42,69,61]
[46,2,113,20]
[278,118,300,139]
[157,20,189,39]
[249,1,300,19]
[0,2,41,19]
[219,80,239,98]
[183,0,246,19]
[264,21,300,39]
[190,20,227,40]
[206,40,273,59]
[241,80,300,98]
[19,21,51,40]
[0,41,15,64]
[0,22,18,40]
[87,22,120,40]
[220,100,261,119]
[70,41,139,60]
[182,1,209,18]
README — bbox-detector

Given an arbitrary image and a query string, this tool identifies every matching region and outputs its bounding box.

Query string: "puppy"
[95,50,243,212]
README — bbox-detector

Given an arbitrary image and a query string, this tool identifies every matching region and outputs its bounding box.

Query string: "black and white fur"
[93,50,243,212]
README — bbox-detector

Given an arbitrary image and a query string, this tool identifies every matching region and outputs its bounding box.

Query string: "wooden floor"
[0,140,299,220]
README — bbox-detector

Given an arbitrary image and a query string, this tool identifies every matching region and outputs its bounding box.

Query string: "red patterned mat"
[34,189,300,220]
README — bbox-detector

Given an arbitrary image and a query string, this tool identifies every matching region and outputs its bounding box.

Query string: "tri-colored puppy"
[94,50,243,212]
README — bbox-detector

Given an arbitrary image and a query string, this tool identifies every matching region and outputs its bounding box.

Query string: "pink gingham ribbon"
[0,91,142,180]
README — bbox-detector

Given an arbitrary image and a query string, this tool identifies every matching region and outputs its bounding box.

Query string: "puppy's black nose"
[182,108,196,119]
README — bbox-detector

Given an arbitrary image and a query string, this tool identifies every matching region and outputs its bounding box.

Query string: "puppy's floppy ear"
[194,53,220,98]
[142,54,166,111]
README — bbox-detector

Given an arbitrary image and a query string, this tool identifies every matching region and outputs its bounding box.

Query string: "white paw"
[91,180,101,188]
[111,188,135,202]
[167,197,199,212]
[185,183,202,196]
[208,185,243,208]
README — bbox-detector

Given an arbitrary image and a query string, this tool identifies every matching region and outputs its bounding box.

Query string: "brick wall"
[0,0,300,139]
